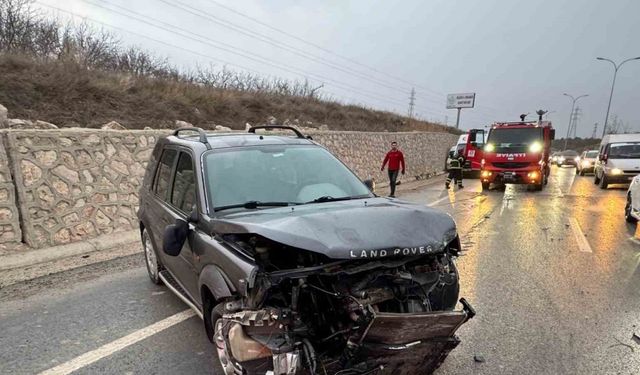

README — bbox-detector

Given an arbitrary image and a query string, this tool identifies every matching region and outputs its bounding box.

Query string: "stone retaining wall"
[0,129,457,249]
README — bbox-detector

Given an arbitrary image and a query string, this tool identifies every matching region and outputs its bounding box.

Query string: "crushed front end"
[215,234,475,375]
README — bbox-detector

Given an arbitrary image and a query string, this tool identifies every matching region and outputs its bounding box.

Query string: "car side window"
[171,152,196,213]
[154,149,177,201]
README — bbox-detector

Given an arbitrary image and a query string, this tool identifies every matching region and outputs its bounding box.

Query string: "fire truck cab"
[445,129,486,174]
[480,120,555,191]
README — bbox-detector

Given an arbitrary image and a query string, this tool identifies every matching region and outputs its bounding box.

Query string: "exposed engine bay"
[215,234,475,375]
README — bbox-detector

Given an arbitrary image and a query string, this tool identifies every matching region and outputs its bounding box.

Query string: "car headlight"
[575,156,580,162]
[558,157,565,163]
[610,168,623,175]
[484,143,495,152]
[581,160,591,167]
[529,142,543,153]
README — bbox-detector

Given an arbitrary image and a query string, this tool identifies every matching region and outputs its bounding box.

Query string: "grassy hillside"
[551,138,601,153]
[0,0,456,133]
[0,54,455,132]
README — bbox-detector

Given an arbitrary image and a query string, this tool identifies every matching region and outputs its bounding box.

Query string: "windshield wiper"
[215,201,299,212]
[305,195,371,204]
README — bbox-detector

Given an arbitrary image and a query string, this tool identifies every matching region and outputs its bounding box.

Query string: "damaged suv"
[138,126,475,375]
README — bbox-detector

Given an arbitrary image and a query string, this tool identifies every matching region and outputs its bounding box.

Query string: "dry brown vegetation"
[0,0,456,133]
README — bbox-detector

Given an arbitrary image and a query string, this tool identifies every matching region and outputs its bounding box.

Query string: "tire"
[481,181,490,191]
[594,172,601,185]
[575,167,579,175]
[210,304,237,375]
[579,168,585,176]
[142,228,163,284]
[626,194,637,223]
[599,174,608,189]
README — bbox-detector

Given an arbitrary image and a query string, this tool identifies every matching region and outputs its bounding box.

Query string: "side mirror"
[188,206,199,223]
[163,219,189,256]
[601,154,608,163]
[550,129,556,140]
[363,178,375,192]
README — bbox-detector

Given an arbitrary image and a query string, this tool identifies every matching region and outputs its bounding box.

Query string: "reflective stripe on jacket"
[447,156,464,169]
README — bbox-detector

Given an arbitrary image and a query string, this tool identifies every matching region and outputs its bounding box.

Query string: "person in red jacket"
[380,141,405,197]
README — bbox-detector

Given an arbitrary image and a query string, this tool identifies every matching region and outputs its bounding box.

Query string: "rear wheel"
[481,181,490,191]
[625,194,637,223]
[142,228,162,285]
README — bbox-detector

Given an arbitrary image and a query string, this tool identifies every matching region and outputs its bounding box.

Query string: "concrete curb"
[0,230,140,271]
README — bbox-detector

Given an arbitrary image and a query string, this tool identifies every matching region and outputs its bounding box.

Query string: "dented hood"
[211,197,457,260]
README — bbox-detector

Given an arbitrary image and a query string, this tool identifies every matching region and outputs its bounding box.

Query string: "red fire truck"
[445,129,486,174]
[480,120,555,191]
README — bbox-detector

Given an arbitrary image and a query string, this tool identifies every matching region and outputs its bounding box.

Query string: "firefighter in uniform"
[446,151,464,189]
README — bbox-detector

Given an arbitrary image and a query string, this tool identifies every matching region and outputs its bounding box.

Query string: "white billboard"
[446,93,476,109]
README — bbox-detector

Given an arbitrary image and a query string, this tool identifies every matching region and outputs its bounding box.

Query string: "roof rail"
[248,125,311,139]
[173,127,212,150]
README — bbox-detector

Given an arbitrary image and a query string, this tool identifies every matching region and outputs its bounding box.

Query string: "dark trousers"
[388,169,399,196]
[446,169,463,187]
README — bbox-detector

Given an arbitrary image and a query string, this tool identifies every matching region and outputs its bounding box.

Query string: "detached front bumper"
[222,299,476,375]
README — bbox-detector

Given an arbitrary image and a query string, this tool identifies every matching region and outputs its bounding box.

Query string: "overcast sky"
[36,0,640,137]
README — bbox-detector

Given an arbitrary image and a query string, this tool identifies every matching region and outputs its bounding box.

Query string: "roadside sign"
[447,93,476,109]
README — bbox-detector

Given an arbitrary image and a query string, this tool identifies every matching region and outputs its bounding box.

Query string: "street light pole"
[597,56,640,138]
[563,93,588,150]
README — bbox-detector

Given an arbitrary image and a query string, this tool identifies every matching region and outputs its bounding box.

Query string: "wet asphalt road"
[1,165,639,375]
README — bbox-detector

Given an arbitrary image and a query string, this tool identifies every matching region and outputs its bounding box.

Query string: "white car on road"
[594,134,640,189]
[576,150,598,176]
[625,175,640,222]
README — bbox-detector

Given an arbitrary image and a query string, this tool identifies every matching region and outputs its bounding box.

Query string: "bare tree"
[606,114,630,134]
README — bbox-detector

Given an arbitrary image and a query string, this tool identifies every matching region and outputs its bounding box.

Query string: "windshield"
[608,143,640,159]
[204,145,372,210]
[487,128,542,151]
[561,150,579,157]
[585,151,598,158]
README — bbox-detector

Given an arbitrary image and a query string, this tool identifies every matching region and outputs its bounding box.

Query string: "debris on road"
[609,337,634,352]
[474,354,486,363]
[633,332,640,345]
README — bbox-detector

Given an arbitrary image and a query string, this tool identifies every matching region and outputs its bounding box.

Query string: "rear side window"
[171,153,196,213]
[154,149,177,201]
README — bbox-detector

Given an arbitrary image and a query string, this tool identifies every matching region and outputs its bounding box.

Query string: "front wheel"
[210,304,238,375]
[142,228,163,284]
[594,173,601,185]
[481,181,490,191]
[626,194,637,223]
[599,174,608,189]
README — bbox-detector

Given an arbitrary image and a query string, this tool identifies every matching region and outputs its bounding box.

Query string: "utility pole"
[591,123,598,139]
[597,56,640,137]
[408,88,415,126]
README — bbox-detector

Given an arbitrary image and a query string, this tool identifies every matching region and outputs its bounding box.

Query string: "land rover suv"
[137,125,474,375]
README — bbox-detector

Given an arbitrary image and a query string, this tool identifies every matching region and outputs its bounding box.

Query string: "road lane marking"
[628,237,640,246]
[428,195,451,207]
[37,309,196,375]
[564,170,576,195]
[569,218,593,253]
